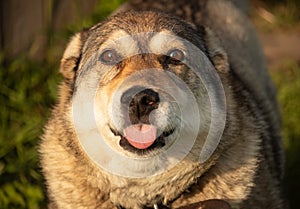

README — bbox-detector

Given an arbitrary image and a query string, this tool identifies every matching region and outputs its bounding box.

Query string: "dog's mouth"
[110,124,175,155]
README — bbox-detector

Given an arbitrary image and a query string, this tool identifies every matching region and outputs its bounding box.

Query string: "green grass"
[270,62,300,209]
[252,0,300,31]
[264,0,300,26]
[0,56,59,208]
[0,0,299,208]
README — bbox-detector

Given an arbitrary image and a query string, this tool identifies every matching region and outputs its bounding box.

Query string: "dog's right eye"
[99,49,120,65]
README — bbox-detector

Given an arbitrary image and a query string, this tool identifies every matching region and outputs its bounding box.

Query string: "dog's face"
[65,11,228,178]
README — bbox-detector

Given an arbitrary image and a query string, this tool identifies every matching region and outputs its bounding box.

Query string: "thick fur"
[40,0,287,208]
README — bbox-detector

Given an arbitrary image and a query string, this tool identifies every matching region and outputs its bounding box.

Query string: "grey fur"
[40,1,287,208]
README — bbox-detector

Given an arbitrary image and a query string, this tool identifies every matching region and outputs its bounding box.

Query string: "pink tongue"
[124,124,157,149]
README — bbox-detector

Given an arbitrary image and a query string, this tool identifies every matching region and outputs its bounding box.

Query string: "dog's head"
[60,11,228,178]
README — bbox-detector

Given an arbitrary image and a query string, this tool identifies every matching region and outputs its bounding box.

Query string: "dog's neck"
[117,203,168,209]
[117,199,232,209]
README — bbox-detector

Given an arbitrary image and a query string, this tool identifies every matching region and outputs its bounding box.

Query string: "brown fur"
[40,1,287,208]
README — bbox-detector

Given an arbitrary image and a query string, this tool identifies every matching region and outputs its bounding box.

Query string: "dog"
[40,0,287,208]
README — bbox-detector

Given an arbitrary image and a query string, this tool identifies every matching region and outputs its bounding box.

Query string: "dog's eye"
[167,49,185,62]
[99,49,120,65]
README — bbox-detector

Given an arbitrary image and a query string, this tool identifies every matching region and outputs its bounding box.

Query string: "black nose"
[121,87,160,124]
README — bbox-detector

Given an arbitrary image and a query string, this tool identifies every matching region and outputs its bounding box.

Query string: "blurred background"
[0,0,299,208]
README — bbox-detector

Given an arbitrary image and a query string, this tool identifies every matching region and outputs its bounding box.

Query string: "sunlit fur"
[40,1,286,208]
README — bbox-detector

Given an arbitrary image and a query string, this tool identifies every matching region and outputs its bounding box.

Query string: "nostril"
[139,89,159,108]
[121,87,159,107]
[121,87,160,124]
[141,96,155,106]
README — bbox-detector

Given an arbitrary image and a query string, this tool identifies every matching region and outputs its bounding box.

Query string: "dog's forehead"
[81,11,205,64]
[107,11,185,32]
[99,29,185,53]
[88,11,196,45]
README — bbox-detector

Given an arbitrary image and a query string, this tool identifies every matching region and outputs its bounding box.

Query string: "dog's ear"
[204,27,229,73]
[59,30,87,82]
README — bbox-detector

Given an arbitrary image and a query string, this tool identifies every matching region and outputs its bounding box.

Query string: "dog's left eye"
[167,49,185,62]
[99,49,120,65]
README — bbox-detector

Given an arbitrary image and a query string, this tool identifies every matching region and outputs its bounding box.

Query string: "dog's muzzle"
[110,86,176,153]
[121,88,160,149]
